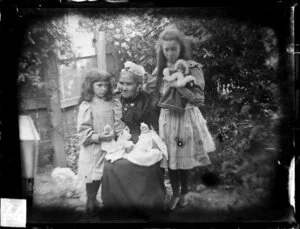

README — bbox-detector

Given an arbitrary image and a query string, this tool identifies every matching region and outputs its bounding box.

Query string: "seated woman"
[101,61,166,218]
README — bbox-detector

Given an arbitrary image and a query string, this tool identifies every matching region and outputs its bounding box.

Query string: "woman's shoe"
[168,196,180,210]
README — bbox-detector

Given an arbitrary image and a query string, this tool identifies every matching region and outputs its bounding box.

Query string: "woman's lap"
[102,159,165,212]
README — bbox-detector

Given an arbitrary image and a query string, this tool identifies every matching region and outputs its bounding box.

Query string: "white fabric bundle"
[51,167,82,198]
[103,128,134,162]
[124,123,168,166]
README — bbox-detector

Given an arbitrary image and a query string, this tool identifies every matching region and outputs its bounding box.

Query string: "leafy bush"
[78,9,279,117]
[65,134,80,174]
[17,11,74,110]
[191,102,281,194]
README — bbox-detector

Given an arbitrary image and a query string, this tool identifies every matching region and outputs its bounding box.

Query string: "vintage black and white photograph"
[0,4,297,226]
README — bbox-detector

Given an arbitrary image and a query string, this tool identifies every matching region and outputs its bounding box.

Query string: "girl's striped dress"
[159,61,216,170]
[77,96,126,182]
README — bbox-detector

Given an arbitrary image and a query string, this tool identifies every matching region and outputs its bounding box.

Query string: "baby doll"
[158,59,197,112]
[101,125,115,152]
[102,125,134,163]
[123,123,168,166]
[103,125,113,136]
[163,59,196,88]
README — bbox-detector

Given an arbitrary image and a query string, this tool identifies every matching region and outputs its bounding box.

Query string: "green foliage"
[78,8,173,74]
[19,9,281,117]
[21,9,282,199]
[66,9,282,196]
[65,134,80,174]
[78,9,280,118]
[194,102,281,196]
[18,16,74,99]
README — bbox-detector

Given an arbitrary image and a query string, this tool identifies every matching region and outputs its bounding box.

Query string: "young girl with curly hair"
[77,69,127,214]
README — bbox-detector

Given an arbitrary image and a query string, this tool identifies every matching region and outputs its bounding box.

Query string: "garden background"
[7,7,295,222]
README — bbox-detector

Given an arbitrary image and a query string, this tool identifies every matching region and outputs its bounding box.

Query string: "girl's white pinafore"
[77,97,125,183]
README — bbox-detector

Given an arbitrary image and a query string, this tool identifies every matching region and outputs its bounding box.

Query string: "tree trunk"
[45,54,67,167]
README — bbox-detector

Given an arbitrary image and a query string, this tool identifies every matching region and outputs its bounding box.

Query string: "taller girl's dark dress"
[101,91,166,217]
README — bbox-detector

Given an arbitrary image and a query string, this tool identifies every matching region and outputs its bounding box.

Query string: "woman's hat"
[122,61,146,78]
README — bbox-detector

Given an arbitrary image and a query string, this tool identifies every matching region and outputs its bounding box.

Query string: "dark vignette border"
[0,0,298,228]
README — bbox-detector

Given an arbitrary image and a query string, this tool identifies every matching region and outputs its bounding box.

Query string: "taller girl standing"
[77,69,127,214]
[145,27,216,210]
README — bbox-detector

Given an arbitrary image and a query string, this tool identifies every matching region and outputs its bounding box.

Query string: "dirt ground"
[27,163,283,224]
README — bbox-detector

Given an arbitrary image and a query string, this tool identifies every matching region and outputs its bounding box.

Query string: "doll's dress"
[103,131,134,163]
[103,140,126,163]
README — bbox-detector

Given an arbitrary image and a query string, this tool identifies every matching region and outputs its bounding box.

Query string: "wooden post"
[94,31,107,72]
[45,54,67,167]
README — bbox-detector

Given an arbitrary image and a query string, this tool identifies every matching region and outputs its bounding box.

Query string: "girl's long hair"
[79,69,113,104]
[155,26,192,93]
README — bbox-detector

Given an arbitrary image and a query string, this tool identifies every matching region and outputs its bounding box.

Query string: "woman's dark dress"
[119,91,159,143]
[101,91,165,216]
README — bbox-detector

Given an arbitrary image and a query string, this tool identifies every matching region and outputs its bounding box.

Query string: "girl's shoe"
[168,196,180,210]
[94,199,102,210]
[85,199,95,214]
[85,199,101,215]
[179,194,188,208]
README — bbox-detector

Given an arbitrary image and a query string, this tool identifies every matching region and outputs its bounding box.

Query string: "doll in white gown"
[123,123,168,166]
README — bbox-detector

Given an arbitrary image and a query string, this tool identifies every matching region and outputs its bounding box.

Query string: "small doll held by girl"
[76,69,128,215]
[158,59,197,112]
